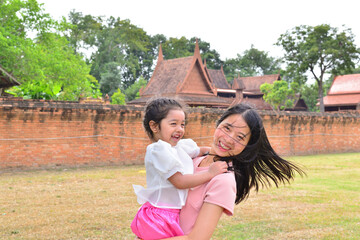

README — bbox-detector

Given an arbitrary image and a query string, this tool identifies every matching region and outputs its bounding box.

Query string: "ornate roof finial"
[194,38,200,58]
[158,44,164,62]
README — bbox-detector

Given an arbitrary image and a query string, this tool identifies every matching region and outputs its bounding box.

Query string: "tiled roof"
[241,97,273,110]
[141,56,194,96]
[206,68,231,89]
[129,41,235,107]
[328,74,360,95]
[323,74,360,108]
[323,94,360,106]
[236,74,281,93]
[128,94,233,107]
[0,65,20,88]
[232,79,245,90]
[128,42,298,110]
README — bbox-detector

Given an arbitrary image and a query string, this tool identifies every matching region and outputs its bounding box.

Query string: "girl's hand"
[208,161,228,177]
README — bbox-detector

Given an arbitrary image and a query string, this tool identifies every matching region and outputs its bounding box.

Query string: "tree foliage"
[67,15,153,93]
[67,10,102,56]
[300,83,320,112]
[111,88,125,105]
[260,80,299,111]
[159,37,223,69]
[1,0,100,100]
[223,45,281,82]
[124,76,147,101]
[276,24,360,112]
[99,62,123,97]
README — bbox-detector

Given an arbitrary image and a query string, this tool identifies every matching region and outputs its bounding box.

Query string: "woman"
[167,103,305,240]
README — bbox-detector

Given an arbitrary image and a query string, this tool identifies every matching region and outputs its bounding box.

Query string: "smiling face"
[150,109,185,146]
[210,113,251,157]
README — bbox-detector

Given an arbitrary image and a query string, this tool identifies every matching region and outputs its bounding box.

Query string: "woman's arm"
[165,202,224,240]
[168,162,228,189]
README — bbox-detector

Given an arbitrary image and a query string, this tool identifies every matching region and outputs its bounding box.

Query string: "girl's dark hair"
[215,104,305,204]
[143,97,185,140]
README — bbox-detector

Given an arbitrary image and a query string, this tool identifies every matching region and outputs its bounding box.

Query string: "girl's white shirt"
[133,139,200,209]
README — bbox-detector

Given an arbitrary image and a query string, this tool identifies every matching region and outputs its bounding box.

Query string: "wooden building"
[128,40,307,111]
[323,73,360,112]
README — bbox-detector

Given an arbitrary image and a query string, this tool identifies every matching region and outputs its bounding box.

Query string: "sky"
[37,0,360,60]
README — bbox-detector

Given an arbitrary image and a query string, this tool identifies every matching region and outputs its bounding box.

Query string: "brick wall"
[1,98,359,169]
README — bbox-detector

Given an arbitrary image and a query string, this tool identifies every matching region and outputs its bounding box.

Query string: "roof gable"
[141,56,194,96]
[140,40,215,97]
[177,59,214,95]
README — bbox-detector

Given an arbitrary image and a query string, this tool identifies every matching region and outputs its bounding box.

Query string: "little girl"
[131,97,228,240]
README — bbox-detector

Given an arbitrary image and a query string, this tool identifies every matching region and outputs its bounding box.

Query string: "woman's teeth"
[219,141,230,150]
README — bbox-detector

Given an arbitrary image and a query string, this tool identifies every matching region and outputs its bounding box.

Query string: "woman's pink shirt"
[179,156,236,234]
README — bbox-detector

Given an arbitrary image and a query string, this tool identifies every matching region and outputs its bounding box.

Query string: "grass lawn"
[0,152,359,239]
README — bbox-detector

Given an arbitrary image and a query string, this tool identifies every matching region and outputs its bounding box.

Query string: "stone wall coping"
[1,98,359,118]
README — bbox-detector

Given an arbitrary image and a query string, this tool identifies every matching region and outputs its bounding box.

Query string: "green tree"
[99,62,122,97]
[223,45,281,82]
[87,17,152,92]
[160,37,223,69]
[260,80,299,111]
[8,33,99,100]
[111,88,125,105]
[276,24,360,112]
[0,0,54,70]
[189,37,223,69]
[162,37,193,59]
[300,83,320,112]
[124,76,147,101]
[1,0,100,100]
[67,10,102,56]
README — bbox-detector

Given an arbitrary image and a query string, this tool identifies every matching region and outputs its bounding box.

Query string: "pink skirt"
[131,202,184,240]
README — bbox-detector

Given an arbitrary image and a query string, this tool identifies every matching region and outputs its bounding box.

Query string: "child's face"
[211,114,251,157]
[152,109,185,146]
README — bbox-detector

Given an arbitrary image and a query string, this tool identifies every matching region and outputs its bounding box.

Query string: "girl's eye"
[181,124,185,128]
[223,126,230,132]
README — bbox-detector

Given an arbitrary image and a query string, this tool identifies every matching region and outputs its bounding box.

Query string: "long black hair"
[215,104,305,204]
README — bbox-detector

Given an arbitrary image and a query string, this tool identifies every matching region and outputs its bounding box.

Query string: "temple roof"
[323,94,360,106]
[206,66,231,89]
[327,74,360,95]
[324,73,360,107]
[0,65,20,89]
[130,40,234,107]
[241,97,273,110]
[232,78,245,90]
[129,93,233,107]
[140,56,194,96]
[236,74,281,94]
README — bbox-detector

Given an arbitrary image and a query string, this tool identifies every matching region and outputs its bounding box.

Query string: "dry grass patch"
[1,152,359,239]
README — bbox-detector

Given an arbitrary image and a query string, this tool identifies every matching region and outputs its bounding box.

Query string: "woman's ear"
[149,120,159,133]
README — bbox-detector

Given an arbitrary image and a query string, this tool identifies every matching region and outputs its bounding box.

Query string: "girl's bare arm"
[168,162,227,189]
